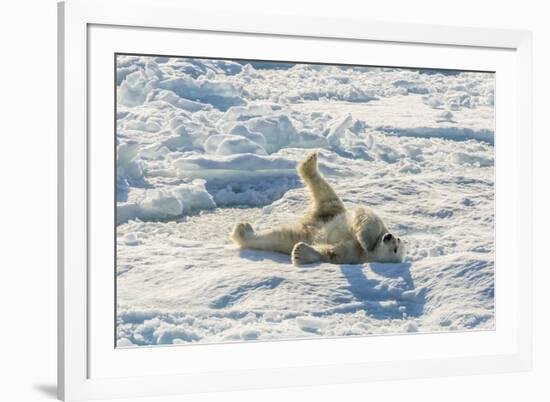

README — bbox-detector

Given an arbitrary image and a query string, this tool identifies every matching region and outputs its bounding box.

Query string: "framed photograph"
[58,0,533,400]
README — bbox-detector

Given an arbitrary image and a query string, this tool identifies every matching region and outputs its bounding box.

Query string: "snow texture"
[116,55,495,347]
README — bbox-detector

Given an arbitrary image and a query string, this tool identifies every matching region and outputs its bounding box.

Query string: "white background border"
[89,25,516,379]
[58,0,532,400]
[5,1,549,402]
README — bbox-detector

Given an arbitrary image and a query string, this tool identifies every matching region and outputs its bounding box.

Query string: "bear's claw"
[231,222,255,245]
[298,152,318,178]
[291,242,321,266]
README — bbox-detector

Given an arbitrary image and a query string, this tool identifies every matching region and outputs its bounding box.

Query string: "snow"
[117,180,215,224]
[206,135,267,156]
[116,55,495,346]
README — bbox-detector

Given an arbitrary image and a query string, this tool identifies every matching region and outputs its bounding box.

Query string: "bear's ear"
[355,229,379,253]
[356,235,370,254]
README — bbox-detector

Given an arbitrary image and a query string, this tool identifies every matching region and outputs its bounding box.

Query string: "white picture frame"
[58,0,533,400]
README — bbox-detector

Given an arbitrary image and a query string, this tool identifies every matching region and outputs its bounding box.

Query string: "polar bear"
[231,152,405,266]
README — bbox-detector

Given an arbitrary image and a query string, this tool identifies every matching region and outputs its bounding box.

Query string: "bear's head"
[353,207,406,263]
[369,232,406,263]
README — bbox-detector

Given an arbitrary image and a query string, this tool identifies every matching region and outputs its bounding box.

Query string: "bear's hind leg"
[298,152,346,224]
[291,242,322,266]
[231,222,308,255]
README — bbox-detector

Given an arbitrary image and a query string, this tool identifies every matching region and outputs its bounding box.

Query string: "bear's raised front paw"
[298,152,318,177]
[231,222,255,246]
[291,242,321,266]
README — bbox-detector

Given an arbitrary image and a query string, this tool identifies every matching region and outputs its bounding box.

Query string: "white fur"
[231,152,406,265]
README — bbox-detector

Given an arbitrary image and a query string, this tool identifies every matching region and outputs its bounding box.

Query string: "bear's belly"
[312,213,355,245]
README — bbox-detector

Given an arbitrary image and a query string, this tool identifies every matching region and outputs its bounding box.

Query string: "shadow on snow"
[340,262,425,319]
[237,248,425,320]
